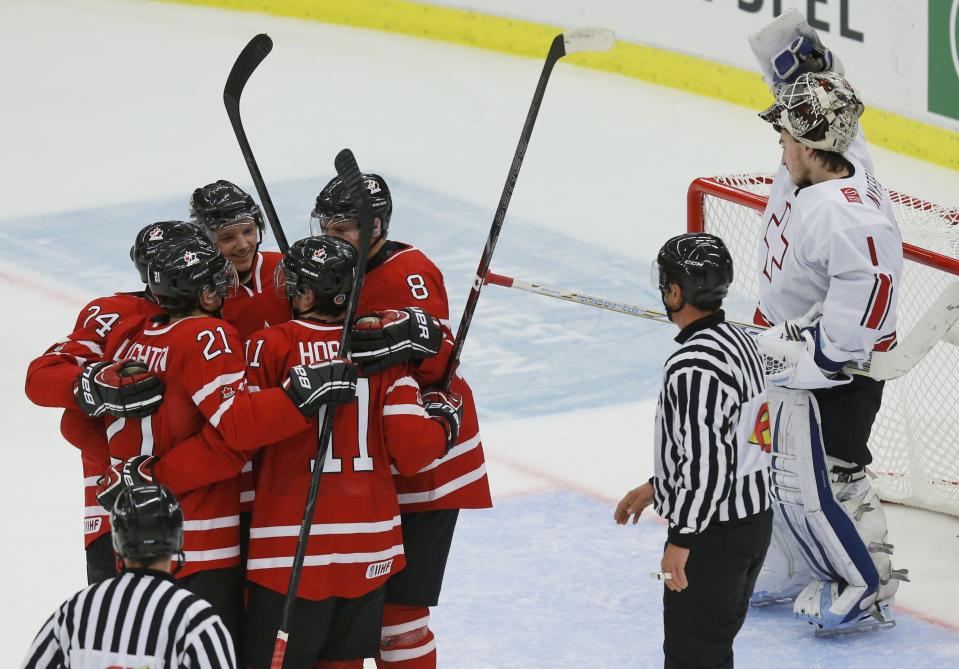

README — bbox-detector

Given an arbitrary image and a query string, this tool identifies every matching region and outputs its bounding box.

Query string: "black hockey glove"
[74,361,165,418]
[96,455,156,512]
[422,389,463,452]
[283,359,358,417]
[351,308,443,373]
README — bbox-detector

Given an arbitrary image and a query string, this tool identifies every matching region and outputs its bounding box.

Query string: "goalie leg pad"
[766,387,884,628]
[751,510,813,605]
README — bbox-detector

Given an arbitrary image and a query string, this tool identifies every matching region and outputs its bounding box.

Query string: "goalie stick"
[484,270,959,381]
[440,27,616,389]
[224,33,290,253]
[270,149,375,669]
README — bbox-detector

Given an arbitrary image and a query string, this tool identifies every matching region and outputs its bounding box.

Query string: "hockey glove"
[74,360,165,418]
[283,359,358,417]
[771,29,835,85]
[96,455,157,512]
[422,389,463,452]
[351,308,443,373]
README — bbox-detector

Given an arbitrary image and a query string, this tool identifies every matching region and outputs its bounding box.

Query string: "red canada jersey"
[101,315,308,578]
[221,250,291,512]
[25,292,164,547]
[222,251,291,340]
[243,320,447,600]
[357,241,491,512]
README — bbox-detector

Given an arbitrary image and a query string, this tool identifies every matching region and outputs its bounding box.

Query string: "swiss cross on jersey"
[762,202,791,281]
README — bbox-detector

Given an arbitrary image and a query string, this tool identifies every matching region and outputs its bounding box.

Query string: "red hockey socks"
[375,605,436,668]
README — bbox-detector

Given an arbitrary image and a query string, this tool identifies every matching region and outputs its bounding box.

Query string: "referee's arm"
[665,368,735,549]
[20,611,65,669]
[181,616,237,668]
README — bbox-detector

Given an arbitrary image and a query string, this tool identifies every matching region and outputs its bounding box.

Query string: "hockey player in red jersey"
[24,220,204,584]
[97,236,342,647]
[312,174,491,668]
[242,236,459,669]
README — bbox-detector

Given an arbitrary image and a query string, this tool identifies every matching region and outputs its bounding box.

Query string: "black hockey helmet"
[130,220,205,284]
[311,173,392,238]
[147,237,238,314]
[654,233,734,309]
[276,236,357,314]
[189,180,265,237]
[111,483,184,562]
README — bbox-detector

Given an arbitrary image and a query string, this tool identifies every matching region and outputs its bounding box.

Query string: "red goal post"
[687,175,959,517]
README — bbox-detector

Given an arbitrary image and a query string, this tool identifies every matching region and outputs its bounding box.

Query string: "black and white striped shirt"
[21,569,235,669]
[652,311,771,548]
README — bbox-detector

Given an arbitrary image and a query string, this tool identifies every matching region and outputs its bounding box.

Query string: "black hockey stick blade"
[224,33,273,106]
[440,27,615,389]
[222,34,290,253]
[332,148,376,350]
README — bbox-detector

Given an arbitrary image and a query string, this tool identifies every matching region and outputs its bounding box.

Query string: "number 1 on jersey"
[321,379,373,473]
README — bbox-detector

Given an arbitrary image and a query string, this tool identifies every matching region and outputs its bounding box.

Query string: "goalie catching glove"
[74,360,165,418]
[96,455,156,512]
[422,389,463,451]
[283,359,358,416]
[351,308,443,373]
[757,303,852,389]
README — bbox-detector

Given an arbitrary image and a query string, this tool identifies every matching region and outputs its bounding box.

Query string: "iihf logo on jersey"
[365,178,381,195]
[183,250,199,266]
[147,225,164,241]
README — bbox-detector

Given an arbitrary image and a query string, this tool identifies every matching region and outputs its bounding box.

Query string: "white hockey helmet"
[759,71,864,153]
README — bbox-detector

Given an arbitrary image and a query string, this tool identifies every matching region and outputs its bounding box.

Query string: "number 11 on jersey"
[310,379,373,474]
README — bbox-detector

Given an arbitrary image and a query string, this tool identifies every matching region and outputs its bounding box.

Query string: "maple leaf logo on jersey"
[312,247,328,261]
[147,225,164,241]
[365,178,381,195]
[183,250,199,266]
[220,386,235,401]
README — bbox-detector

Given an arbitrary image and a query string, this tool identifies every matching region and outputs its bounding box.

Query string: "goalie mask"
[275,236,357,316]
[759,71,864,153]
[654,233,733,313]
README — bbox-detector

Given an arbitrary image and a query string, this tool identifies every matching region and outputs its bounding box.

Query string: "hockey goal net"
[688,175,959,517]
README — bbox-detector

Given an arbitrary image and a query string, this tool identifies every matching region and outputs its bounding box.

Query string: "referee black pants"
[663,509,773,669]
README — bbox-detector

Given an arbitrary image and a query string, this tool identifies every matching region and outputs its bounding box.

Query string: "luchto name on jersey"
[113,339,169,373]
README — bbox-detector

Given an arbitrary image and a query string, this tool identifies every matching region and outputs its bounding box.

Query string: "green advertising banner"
[930,0,959,120]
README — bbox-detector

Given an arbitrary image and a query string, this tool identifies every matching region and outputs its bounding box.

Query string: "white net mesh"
[692,174,959,516]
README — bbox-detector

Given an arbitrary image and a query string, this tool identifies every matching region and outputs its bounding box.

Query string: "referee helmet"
[655,233,734,310]
[111,484,184,562]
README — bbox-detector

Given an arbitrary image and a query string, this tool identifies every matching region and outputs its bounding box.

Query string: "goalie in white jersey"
[746,10,908,636]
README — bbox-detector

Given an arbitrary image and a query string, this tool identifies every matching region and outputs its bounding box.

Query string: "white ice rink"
[2,1,958,666]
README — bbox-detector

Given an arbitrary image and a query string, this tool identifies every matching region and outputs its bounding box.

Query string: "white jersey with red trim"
[756,154,904,363]
[243,320,448,600]
[358,241,492,512]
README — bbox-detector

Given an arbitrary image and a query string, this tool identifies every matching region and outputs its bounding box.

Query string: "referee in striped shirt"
[615,233,773,669]
[21,484,235,668]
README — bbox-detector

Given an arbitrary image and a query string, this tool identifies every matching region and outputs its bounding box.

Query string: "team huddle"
[24,174,490,668]
[21,8,914,669]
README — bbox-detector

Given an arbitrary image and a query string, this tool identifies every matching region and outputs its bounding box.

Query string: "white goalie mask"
[759,71,864,153]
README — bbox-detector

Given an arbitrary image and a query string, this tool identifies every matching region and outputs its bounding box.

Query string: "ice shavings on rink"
[436,490,959,669]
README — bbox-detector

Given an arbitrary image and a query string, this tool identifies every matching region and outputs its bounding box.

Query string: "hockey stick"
[484,270,959,381]
[223,33,290,253]
[440,27,616,390]
[270,149,375,668]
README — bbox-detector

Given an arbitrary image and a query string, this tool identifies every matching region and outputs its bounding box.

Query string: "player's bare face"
[779,130,812,187]
[214,219,258,275]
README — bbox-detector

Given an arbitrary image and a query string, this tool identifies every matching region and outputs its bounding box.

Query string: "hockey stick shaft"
[440,27,615,390]
[224,34,290,254]
[271,150,375,668]
[485,270,959,381]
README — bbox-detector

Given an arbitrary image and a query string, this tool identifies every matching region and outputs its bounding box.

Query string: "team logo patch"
[365,178,381,195]
[748,402,772,453]
[147,225,164,241]
[366,558,394,579]
[220,385,236,401]
[313,247,328,261]
[183,250,199,266]
[841,187,863,204]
